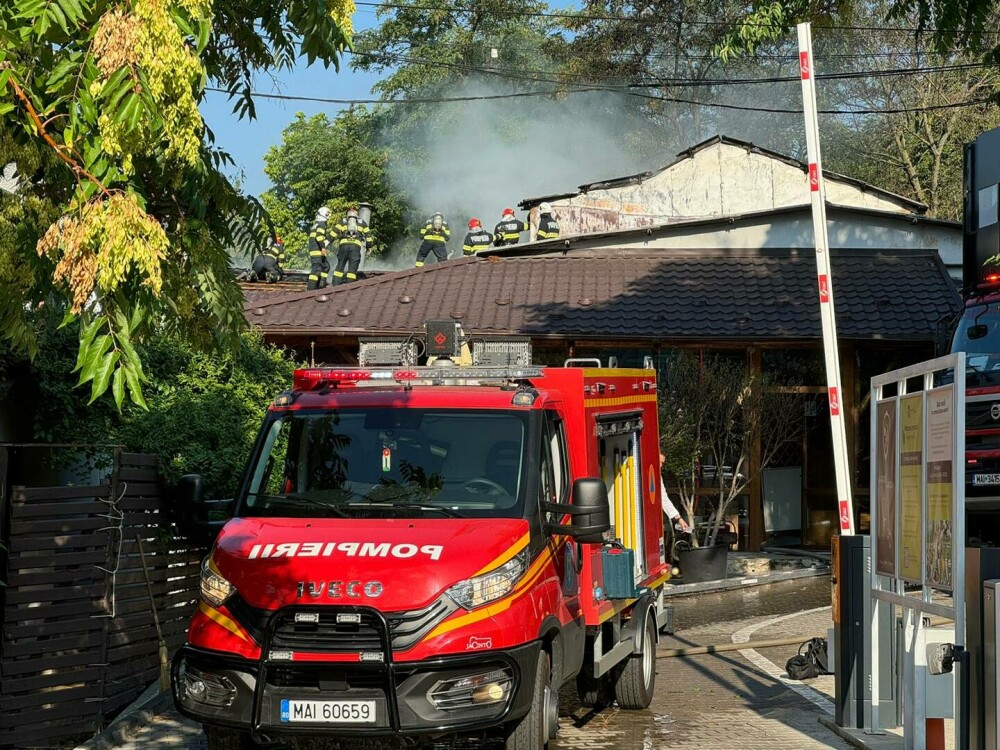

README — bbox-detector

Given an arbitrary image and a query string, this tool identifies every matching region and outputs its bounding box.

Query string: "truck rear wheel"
[613,612,656,710]
[576,665,613,709]
[505,650,557,750]
[204,727,254,750]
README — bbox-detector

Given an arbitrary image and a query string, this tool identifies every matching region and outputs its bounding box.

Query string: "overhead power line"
[204,84,995,115]
[347,48,992,87]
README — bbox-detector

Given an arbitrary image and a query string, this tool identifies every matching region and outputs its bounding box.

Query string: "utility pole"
[797,22,855,535]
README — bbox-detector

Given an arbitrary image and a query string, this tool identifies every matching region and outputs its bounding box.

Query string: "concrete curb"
[818,716,903,749]
[663,565,830,597]
[74,686,173,750]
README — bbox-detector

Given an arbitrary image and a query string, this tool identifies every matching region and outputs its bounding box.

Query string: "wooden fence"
[0,447,208,749]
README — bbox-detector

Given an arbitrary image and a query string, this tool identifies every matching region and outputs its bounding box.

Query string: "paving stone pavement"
[115,577,850,750]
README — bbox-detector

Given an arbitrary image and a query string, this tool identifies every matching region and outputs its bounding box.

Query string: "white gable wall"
[546,142,918,237]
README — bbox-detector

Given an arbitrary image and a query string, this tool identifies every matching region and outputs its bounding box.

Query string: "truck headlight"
[447,551,529,610]
[200,556,234,607]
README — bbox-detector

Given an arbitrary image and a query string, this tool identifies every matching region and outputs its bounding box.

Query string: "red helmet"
[469,218,481,229]
[502,208,515,217]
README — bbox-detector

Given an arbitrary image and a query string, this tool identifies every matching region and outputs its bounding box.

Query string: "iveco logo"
[991,403,1000,421]
[296,581,384,599]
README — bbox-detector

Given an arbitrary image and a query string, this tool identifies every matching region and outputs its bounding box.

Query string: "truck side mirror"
[570,478,612,543]
[174,474,230,540]
[540,478,611,542]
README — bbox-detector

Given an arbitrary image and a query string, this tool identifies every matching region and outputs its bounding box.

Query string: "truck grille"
[967,399,1000,430]
[268,666,386,690]
[225,597,456,653]
[387,597,457,651]
[270,608,386,653]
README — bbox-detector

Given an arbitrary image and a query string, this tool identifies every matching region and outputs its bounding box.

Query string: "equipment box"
[602,546,637,599]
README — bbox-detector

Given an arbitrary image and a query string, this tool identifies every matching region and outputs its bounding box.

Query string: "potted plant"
[659,353,804,582]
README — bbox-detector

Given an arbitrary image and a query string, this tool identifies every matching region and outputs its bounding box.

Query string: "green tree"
[0,0,352,407]
[350,0,566,105]
[659,353,805,547]
[262,109,410,263]
[21,325,297,499]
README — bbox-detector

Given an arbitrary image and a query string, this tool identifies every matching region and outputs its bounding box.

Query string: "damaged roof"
[245,247,960,343]
[519,134,928,214]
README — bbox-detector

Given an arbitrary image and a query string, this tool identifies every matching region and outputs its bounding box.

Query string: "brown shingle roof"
[245,248,960,342]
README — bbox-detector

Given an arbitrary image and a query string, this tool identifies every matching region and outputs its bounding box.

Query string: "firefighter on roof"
[536,202,560,240]
[250,236,285,283]
[307,206,332,289]
[462,218,493,256]
[332,208,370,284]
[415,212,451,267]
[493,208,527,246]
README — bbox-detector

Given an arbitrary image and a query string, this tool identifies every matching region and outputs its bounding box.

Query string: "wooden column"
[748,346,765,551]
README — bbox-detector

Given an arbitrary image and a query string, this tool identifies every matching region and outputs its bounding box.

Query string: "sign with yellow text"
[925,386,954,591]
[898,394,923,583]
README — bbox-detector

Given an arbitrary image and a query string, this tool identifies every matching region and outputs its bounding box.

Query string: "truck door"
[540,409,586,680]
[597,413,647,584]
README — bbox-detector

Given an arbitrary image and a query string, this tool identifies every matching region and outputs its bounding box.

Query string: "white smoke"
[362,62,862,270]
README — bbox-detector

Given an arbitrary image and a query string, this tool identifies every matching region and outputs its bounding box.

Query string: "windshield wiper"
[355,501,462,518]
[245,492,349,517]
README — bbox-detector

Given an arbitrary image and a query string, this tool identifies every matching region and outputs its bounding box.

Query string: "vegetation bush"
[22,326,297,499]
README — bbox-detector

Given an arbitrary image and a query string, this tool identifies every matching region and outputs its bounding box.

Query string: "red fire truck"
[171,323,672,750]
[951,127,1000,539]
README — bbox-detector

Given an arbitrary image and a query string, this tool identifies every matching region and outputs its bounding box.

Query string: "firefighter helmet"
[539,202,553,215]
[502,208,515,218]
[316,206,331,220]
[347,208,359,219]
[468,218,481,229]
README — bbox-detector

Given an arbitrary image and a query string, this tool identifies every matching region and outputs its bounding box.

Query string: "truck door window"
[547,413,569,503]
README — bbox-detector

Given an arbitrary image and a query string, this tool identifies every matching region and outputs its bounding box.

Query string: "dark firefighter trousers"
[307,251,329,290]
[416,240,448,265]
[251,255,282,283]
[333,245,362,283]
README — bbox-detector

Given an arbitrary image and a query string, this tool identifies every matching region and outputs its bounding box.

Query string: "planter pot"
[676,544,729,584]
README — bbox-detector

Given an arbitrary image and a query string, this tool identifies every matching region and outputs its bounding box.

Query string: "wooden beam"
[748,346,765,552]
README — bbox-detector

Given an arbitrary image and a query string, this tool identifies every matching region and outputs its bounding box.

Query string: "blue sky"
[199,9,384,198]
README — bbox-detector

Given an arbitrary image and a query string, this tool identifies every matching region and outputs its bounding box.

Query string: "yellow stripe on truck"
[199,601,249,642]
[473,531,530,576]
[425,544,559,641]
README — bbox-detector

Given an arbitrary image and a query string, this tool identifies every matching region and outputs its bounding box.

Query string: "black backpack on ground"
[785,637,830,680]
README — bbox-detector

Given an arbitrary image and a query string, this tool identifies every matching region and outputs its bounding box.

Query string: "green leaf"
[72,317,103,373]
[124,361,148,410]
[58,308,76,330]
[112,366,124,410]
[78,333,111,384]
[89,349,119,403]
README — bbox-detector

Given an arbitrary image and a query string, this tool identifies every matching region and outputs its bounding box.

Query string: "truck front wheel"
[505,650,557,750]
[613,612,656,710]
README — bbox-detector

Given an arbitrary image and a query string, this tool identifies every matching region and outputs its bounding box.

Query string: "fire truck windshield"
[951,302,1000,387]
[238,409,529,519]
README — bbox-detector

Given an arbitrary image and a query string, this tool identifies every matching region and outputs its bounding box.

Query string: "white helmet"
[316,206,331,220]
[539,202,553,215]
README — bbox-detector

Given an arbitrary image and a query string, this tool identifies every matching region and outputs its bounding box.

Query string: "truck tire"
[576,665,612,709]
[613,612,656,710]
[505,650,556,750]
[204,727,254,750]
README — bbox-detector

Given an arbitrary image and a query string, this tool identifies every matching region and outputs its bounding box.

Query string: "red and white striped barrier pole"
[797,22,855,535]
